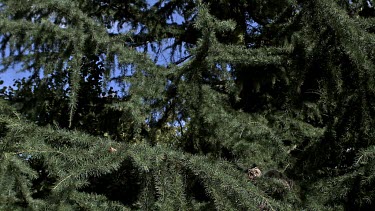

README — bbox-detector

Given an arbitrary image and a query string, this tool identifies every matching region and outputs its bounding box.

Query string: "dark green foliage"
[1,0,375,210]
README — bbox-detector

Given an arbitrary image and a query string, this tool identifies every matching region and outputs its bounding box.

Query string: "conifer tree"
[1,0,375,210]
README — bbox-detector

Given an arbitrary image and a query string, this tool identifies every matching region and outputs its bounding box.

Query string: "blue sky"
[0,59,30,87]
[0,0,184,88]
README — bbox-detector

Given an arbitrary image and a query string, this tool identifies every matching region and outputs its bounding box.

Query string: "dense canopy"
[1,0,375,210]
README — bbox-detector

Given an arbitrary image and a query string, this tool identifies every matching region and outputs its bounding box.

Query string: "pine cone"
[248,167,262,180]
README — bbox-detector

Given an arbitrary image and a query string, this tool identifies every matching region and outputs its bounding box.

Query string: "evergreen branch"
[52,174,72,190]
[12,150,64,155]
[355,155,364,165]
